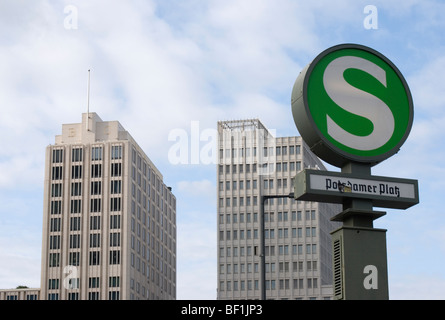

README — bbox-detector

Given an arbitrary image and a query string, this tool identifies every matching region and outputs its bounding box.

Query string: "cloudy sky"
[1,0,445,300]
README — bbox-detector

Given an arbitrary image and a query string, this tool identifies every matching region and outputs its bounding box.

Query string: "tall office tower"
[41,113,176,300]
[217,119,341,300]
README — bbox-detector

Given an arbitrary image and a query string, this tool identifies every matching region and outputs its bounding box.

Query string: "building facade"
[0,288,40,300]
[40,113,176,300]
[217,119,341,300]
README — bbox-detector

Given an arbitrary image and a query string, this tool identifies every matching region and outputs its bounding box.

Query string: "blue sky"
[1,0,445,299]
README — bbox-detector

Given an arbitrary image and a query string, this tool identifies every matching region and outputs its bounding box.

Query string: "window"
[48,279,59,290]
[90,199,101,212]
[111,146,122,160]
[109,291,120,300]
[51,183,62,197]
[110,215,121,229]
[89,277,100,288]
[49,236,60,249]
[68,292,79,300]
[110,250,120,264]
[91,181,101,195]
[70,199,81,213]
[48,293,59,300]
[72,148,83,162]
[67,277,80,290]
[296,161,301,171]
[90,216,100,230]
[49,253,59,267]
[111,163,121,177]
[50,218,61,232]
[71,165,82,179]
[71,182,81,196]
[91,147,102,161]
[91,164,101,178]
[109,276,120,287]
[52,149,63,163]
[110,232,120,247]
[89,251,100,265]
[89,233,100,248]
[70,234,80,248]
[70,217,81,231]
[52,166,63,180]
[111,180,121,194]
[69,252,80,266]
[110,197,121,212]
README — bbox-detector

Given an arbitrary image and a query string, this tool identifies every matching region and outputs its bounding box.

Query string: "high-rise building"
[40,113,176,300]
[217,119,341,300]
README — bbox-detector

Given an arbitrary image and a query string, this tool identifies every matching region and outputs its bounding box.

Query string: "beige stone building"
[39,113,176,300]
[217,119,340,300]
[0,288,40,300]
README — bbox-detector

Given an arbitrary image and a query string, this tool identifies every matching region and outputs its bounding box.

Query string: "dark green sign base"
[331,221,389,300]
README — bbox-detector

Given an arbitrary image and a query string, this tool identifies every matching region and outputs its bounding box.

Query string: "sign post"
[291,44,418,299]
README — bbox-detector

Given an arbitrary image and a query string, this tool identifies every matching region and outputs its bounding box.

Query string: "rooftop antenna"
[86,69,90,131]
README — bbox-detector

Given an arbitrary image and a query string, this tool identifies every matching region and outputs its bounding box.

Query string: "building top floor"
[55,112,129,145]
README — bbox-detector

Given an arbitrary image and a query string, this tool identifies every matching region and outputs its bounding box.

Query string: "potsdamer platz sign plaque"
[291,44,419,300]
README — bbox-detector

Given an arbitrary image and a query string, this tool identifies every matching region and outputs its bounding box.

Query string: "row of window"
[4,294,38,300]
[219,196,305,208]
[219,145,301,159]
[218,161,301,175]
[52,146,122,164]
[219,277,318,292]
[48,250,120,267]
[219,244,318,257]
[220,210,317,224]
[50,198,121,215]
[51,181,122,198]
[221,261,318,274]
[48,276,119,290]
[219,178,293,192]
[47,291,120,300]
[220,227,316,241]
[50,215,121,232]
[48,233,120,250]
[51,163,122,180]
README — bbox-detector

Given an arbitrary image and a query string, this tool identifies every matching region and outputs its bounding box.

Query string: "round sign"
[291,43,413,167]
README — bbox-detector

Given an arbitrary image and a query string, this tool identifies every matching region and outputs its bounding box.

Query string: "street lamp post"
[259,192,295,300]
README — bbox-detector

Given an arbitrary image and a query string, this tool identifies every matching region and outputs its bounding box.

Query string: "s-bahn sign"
[291,43,414,167]
[291,44,418,300]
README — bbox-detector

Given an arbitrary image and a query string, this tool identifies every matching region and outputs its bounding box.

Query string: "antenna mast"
[86,69,90,131]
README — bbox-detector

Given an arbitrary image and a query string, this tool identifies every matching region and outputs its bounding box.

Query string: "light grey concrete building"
[40,113,176,300]
[217,119,340,300]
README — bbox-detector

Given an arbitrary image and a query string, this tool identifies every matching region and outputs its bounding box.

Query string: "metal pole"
[259,193,294,300]
[259,195,266,300]
[330,161,389,300]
